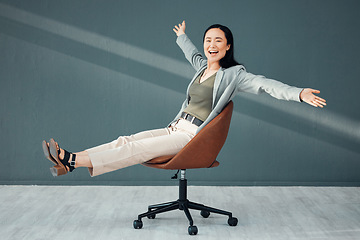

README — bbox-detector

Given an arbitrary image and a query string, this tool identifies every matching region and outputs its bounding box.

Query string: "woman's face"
[203,28,230,65]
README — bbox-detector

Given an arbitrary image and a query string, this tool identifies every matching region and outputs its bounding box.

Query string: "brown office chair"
[133,101,237,235]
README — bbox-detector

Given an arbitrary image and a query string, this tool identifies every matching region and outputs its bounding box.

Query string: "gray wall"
[0,0,359,186]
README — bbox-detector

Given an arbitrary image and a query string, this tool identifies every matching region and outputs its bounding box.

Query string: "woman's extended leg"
[87,128,194,177]
[48,119,197,177]
[86,120,197,176]
[51,128,171,171]
[84,128,170,154]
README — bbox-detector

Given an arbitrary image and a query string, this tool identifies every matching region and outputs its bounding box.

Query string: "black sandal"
[42,140,68,176]
[49,138,76,173]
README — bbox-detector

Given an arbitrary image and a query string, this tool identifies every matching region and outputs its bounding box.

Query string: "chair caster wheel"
[228,217,238,226]
[147,214,156,219]
[200,210,210,218]
[188,225,198,235]
[133,220,143,229]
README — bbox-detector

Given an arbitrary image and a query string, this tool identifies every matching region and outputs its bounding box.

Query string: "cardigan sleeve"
[236,70,303,102]
[176,34,207,71]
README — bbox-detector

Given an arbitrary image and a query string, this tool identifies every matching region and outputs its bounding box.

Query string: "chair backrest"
[142,101,234,170]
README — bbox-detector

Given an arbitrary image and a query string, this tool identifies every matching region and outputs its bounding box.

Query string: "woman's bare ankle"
[74,151,89,156]
[74,155,93,168]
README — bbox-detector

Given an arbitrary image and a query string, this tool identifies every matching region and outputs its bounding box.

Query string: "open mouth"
[209,50,219,55]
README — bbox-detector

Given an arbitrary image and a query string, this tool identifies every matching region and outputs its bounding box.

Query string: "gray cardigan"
[169,34,303,133]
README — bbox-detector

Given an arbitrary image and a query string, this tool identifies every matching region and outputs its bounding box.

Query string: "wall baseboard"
[1,180,359,187]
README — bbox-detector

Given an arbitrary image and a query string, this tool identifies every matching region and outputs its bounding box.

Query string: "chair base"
[133,177,238,235]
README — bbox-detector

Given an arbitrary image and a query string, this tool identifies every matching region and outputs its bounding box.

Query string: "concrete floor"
[0,185,359,240]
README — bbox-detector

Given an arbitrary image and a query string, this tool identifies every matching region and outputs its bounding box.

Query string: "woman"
[42,21,326,177]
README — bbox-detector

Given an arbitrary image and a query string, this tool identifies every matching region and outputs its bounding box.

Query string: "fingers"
[311,89,326,103]
[177,20,185,28]
[315,96,326,104]
[318,99,327,106]
[174,21,185,30]
[173,25,179,33]
[312,92,327,107]
[173,23,182,30]
[307,99,321,108]
[173,25,181,34]
[311,97,327,108]
[173,20,186,36]
[313,100,324,108]
[310,89,321,94]
[303,95,326,108]
[309,102,318,107]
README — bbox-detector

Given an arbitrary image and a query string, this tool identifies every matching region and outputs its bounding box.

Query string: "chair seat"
[144,155,174,164]
[142,101,233,170]
[143,156,220,168]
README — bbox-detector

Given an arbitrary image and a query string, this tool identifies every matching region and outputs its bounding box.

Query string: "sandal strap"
[60,150,76,172]
[69,154,76,172]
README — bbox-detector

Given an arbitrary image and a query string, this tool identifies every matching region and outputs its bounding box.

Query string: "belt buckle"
[182,113,196,125]
[185,113,195,124]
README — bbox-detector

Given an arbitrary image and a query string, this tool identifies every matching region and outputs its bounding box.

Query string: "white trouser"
[85,119,198,176]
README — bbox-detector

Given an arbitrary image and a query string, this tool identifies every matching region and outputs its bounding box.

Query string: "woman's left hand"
[300,88,327,108]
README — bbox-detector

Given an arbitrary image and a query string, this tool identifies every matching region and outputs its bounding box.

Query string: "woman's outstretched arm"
[237,70,327,108]
[173,20,206,71]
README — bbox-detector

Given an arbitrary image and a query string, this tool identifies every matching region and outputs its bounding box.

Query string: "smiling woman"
[203,24,237,69]
[204,29,229,62]
[43,20,326,178]
[201,27,230,83]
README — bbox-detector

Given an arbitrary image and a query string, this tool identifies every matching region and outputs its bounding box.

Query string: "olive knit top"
[183,70,217,121]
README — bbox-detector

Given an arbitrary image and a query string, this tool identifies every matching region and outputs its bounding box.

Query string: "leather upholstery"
[142,101,233,170]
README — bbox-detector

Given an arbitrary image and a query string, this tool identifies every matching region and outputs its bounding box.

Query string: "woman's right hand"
[173,20,186,36]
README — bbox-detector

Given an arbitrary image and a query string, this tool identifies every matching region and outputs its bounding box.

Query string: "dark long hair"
[203,24,241,69]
